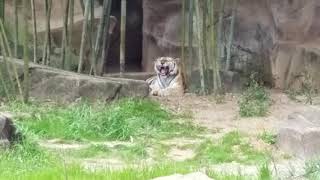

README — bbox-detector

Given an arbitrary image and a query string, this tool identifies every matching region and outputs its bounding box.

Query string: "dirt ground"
[153,90,311,136]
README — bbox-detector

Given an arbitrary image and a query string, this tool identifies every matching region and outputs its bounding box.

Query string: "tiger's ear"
[154,57,161,62]
[174,58,181,63]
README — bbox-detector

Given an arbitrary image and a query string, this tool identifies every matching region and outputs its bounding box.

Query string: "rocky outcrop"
[0,115,20,148]
[151,172,213,180]
[277,106,320,159]
[0,58,149,103]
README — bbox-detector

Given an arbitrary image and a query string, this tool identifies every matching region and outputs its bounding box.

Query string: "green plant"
[258,163,272,180]
[238,73,271,117]
[195,131,267,164]
[305,160,320,180]
[259,131,276,145]
[0,137,59,177]
[5,99,202,141]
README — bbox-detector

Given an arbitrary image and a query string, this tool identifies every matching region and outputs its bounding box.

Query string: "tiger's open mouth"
[159,66,169,76]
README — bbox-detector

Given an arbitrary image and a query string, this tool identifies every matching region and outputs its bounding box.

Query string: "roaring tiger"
[146,57,184,97]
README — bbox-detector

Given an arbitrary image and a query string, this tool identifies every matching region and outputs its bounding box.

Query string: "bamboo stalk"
[100,16,116,76]
[67,0,74,70]
[89,0,96,75]
[0,44,15,93]
[94,0,112,76]
[120,0,126,77]
[0,19,23,97]
[181,0,187,86]
[30,0,38,63]
[188,0,193,76]
[225,0,238,71]
[216,0,225,90]
[195,0,205,94]
[79,0,85,14]
[78,0,91,73]
[13,0,18,57]
[202,0,209,93]
[0,67,10,100]
[208,0,218,91]
[22,0,30,103]
[61,0,70,69]
[0,0,4,21]
[42,0,52,65]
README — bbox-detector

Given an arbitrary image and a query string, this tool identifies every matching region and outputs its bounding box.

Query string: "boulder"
[277,106,320,159]
[151,172,213,180]
[0,58,149,103]
[0,115,19,148]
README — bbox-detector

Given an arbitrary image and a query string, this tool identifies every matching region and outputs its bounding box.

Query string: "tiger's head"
[154,57,180,77]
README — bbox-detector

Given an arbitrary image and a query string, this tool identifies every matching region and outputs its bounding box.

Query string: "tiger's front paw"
[150,90,159,96]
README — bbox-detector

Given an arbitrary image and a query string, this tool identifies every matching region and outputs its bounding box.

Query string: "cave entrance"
[103,0,143,73]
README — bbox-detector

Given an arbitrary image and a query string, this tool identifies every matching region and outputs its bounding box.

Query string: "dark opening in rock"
[104,0,143,73]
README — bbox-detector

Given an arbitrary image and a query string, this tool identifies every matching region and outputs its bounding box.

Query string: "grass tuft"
[238,74,271,117]
[4,99,202,141]
[195,132,267,164]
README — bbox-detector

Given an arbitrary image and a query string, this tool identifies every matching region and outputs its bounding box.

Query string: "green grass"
[195,132,268,165]
[258,163,272,180]
[305,160,320,180]
[238,76,271,117]
[0,99,274,179]
[3,99,202,141]
[67,143,148,162]
[0,141,251,180]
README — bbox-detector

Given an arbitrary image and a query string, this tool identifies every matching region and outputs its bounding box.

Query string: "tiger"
[146,57,185,97]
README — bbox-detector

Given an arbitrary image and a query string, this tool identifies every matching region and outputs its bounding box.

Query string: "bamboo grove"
[0,0,238,103]
[181,0,238,94]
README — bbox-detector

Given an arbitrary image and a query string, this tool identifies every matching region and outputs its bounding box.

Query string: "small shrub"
[305,160,320,180]
[238,74,271,117]
[259,163,272,180]
[259,131,277,145]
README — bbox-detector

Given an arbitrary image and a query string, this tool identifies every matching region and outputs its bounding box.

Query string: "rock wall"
[142,0,320,90]
[4,0,320,90]
[0,58,149,103]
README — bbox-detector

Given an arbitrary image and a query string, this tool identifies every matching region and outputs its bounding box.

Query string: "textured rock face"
[277,107,320,159]
[151,172,213,180]
[142,0,182,72]
[0,115,19,148]
[5,0,320,90]
[0,59,149,103]
[142,0,320,90]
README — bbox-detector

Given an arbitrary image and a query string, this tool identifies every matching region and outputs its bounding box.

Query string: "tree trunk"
[31,0,38,63]
[78,0,91,73]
